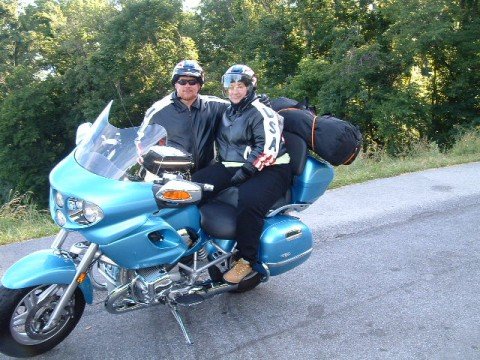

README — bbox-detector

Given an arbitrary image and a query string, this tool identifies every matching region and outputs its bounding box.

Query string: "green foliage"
[285,0,479,154]
[188,0,303,95]
[0,190,57,245]
[450,128,480,156]
[0,74,71,204]
[91,0,197,124]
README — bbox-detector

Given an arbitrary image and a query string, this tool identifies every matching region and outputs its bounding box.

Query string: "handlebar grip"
[201,183,214,192]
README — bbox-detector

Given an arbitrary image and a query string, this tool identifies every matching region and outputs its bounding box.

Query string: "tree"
[0,0,199,203]
[188,0,302,95]
[88,0,197,125]
[0,75,70,204]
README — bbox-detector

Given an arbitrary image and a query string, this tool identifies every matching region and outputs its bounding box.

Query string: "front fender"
[1,249,93,304]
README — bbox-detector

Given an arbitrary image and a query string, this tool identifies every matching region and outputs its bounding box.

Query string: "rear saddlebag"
[279,108,362,166]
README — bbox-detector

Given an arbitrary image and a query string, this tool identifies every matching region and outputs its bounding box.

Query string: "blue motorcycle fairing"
[50,151,159,245]
[1,249,93,304]
[99,206,201,269]
[155,206,201,232]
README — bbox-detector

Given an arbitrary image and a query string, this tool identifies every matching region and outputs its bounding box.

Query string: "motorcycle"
[0,101,334,357]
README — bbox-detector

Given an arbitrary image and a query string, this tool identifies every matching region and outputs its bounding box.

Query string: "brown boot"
[223,258,252,284]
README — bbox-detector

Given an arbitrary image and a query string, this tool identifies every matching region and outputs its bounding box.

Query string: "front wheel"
[0,284,85,358]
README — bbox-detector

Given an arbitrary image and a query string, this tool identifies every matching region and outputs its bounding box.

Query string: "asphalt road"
[1,162,479,360]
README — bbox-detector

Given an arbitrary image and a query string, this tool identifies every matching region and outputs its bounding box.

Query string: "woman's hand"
[231,163,257,186]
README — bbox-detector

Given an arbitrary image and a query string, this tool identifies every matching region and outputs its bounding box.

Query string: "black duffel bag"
[272,99,362,166]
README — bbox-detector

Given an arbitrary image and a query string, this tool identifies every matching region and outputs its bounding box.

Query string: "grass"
[331,130,480,188]
[0,191,58,246]
[1,130,479,246]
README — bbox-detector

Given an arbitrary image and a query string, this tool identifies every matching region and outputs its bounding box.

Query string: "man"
[141,60,229,172]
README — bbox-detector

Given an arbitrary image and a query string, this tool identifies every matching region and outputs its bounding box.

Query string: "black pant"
[192,163,292,263]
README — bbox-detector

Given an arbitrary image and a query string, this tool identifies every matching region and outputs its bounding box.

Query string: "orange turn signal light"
[162,190,192,201]
[77,272,88,284]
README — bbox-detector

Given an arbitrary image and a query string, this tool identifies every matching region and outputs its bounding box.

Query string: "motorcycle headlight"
[83,201,103,224]
[55,192,65,208]
[67,197,104,225]
[55,210,67,227]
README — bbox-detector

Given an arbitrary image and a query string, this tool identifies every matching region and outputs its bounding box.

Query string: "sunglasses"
[177,79,198,86]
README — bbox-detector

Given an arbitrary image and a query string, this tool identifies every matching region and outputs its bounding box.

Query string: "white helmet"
[221,64,257,95]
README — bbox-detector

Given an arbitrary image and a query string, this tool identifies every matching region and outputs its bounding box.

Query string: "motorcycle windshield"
[74,101,167,180]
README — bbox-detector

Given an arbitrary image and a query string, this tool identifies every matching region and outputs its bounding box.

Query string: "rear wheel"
[0,284,85,358]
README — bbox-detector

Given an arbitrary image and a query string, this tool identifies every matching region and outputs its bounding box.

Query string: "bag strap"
[277,107,301,113]
[311,115,318,149]
[343,148,359,165]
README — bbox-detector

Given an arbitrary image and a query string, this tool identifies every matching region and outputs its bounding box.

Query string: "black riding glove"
[258,93,271,107]
[231,163,257,186]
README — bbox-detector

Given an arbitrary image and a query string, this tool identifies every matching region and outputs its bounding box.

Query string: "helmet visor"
[221,74,252,90]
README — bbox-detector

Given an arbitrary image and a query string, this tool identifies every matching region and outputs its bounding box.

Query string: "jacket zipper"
[188,108,199,172]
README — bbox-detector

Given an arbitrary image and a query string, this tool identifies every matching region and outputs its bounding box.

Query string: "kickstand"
[169,304,193,344]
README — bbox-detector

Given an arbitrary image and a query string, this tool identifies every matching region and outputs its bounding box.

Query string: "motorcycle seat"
[199,132,307,240]
[199,194,237,239]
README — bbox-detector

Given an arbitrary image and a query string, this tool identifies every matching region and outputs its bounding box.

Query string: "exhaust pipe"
[175,282,238,306]
[106,281,239,311]
[104,283,148,314]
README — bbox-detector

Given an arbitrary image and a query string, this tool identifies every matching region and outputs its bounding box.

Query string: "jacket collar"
[228,92,257,115]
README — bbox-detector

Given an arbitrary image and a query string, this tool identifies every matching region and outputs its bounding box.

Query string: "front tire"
[0,284,85,358]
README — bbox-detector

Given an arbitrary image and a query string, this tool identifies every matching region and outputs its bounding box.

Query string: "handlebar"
[198,183,214,192]
[152,175,214,192]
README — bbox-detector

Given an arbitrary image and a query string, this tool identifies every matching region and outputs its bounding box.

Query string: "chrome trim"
[178,250,231,286]
[154,160,192,167]
[267,203,310,217]
[105,283,147,314]
[51,229,69,250]
[155,179,202,203]
[69,242,118,267]
[96,266,117,287]
[260,263,270,283]
[98,254,118,267]
[285,228,303,241]
[43,243,99,331]
[174,282,238,306]
[266,248,312,268]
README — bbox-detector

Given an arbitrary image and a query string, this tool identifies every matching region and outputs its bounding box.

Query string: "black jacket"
[142,92,228,171]
[217,94,287,170]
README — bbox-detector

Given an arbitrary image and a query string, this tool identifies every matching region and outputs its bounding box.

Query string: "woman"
[192,64,292,284]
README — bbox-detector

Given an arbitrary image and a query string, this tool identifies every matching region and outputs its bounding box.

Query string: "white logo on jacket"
[251,99,284,170]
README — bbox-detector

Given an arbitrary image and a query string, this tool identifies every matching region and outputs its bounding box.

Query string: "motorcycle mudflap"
[1,249,93,304]
[259,215,313,276]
